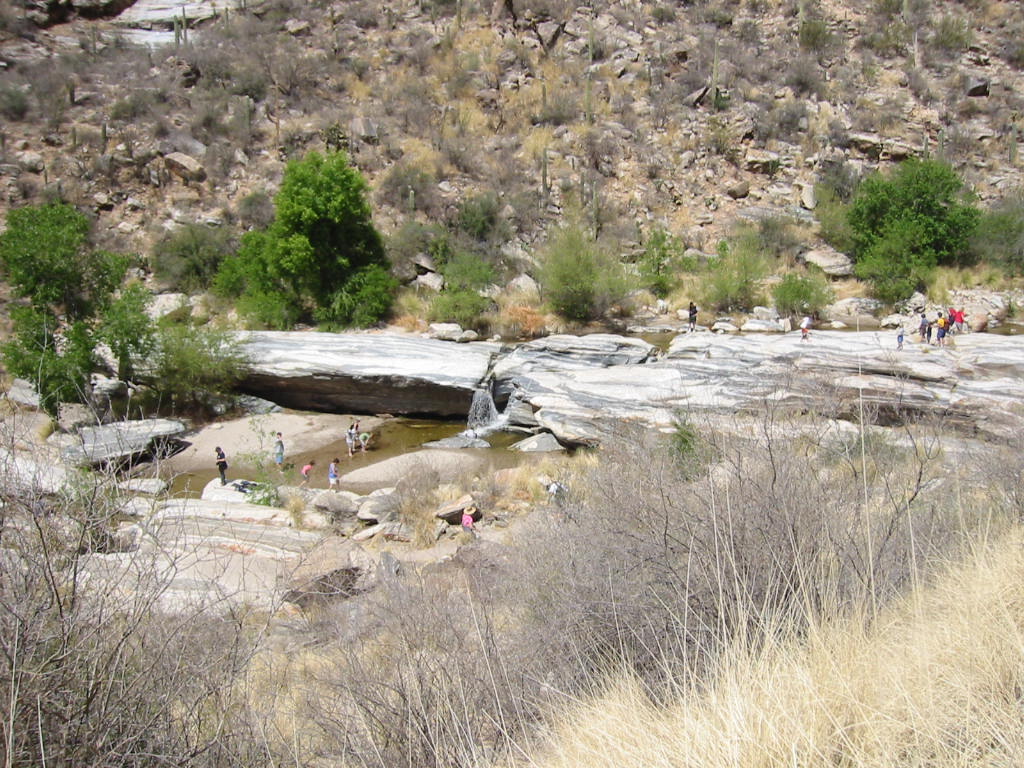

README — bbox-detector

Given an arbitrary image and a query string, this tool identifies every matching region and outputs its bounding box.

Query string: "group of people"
[906,307,968,349]
[215,424,374,490]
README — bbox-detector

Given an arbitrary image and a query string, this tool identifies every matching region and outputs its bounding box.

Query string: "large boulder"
[340,449,487,488]
[491,333,656,403]
[59,418,187,467]
[235,332,499,417]
[800,247,854,277]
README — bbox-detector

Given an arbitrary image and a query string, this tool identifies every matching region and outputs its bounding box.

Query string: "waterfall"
[463,387,507,438]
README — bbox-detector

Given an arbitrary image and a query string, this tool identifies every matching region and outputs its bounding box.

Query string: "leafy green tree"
[704,239,766,312]
[99,284,156,381]
[215,150,395,327]
[0,202,145,416]
[0,202,126,319]
[539,224,630,321]
[848,159,980,301]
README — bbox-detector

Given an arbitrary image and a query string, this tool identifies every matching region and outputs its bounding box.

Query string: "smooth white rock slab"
[236,332,499,416]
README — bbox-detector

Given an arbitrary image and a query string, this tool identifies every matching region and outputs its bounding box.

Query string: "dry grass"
[516,530,1024,767]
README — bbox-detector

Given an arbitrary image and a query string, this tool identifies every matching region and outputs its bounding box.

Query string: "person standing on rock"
[800,315,812,342]
[897,327,904,351]
[688,302,698,332]
[919,313,929,342]
[328,458,340,490]
[935,312,947,347]
[215,446,228,486]
[273,432,285,470]
[300,459,315,487]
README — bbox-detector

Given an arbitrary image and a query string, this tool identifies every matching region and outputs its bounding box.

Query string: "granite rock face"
[506,331,1024,445]
[491,333,656,403]
[59,419,188,467]
[236,332,498,417]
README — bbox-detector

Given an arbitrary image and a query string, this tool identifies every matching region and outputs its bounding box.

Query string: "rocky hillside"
[1,0,1022,296]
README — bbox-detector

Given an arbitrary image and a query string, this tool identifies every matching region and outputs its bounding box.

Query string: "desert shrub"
[0,84,29,121]
[704,239,765,312]
[108,90,153,122]
[786,56,825,97]
[651,4,675,23]
[861,21,909,57]
[754,215,806,260]
[456,192,505,242]
[799,18,835,54]
[931,14,972,55]
[152,223,236,293]
[815,187,856,253]
[539,224,631,321]
[772,271,834,316]
[971,192,1024,275]
[1004,38,1024,69]
[429,289,491,327]
[236,190,275,229]
[753,100,808,142]
[377,160,441,216]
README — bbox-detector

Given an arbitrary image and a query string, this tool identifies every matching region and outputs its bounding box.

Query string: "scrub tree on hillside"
[215,150,396,328]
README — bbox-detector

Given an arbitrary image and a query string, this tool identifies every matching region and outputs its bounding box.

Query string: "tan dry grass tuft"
[517,531,1024,768]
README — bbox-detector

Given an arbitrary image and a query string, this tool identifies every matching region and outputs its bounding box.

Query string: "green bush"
[152,223,236,293]
[150,322,245,415]
[638,225,687,298]
[971,192,1024,275]
[815,187,856,254]
[848,158,980,301]
[429,289,491,328]
[799,18,835,53]
[236,190,275,229]
[540,225,630,321]
[772,272,834,316]
[931,15,971,54]
[441,250,495,291]
[704,240,765,312]
[377,160,440,216]
[456,192,505,242]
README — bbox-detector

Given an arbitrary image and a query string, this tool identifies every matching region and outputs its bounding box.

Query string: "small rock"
[726,180,750,199]
[164,152,206,182]
[509,433,565,452]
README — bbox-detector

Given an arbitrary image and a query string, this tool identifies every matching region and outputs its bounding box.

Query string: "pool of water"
[168,417,526,498]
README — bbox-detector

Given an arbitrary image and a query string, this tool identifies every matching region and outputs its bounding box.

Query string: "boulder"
[312,491,359,517]
[800,247,854,277]
[491,333,656,403]
[356,492,400,524]
[414,272,444,292]
[117,478,168,495]
[712,321,740,333]
[752,306,779,321]
[509,432,565,452]
[60,418,187,467]
[352,521,413,542]
[164,152,206,182]
[435,493,477,524]
[428,323,463,341]
[235,332,498,417]
[741,318,785,333]
[340,449,487,488]
[5,378,40,408]
[824,297,883,320]
[422,435,491,449]
[726,180,750,199]
[284,537,377,608]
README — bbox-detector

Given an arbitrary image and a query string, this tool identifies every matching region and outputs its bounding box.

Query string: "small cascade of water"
[463,387,508,438]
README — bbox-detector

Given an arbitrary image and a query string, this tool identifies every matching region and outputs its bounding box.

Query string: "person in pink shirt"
[461,506,477,536]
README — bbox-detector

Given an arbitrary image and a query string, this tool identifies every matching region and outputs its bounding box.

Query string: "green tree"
[0,202,143,416]
[99,283,156,381]
[971,191,1024,275]
[0,202,126,319]
[539,224,630,321]
[848,159,980,301]
[215,150,395,327]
